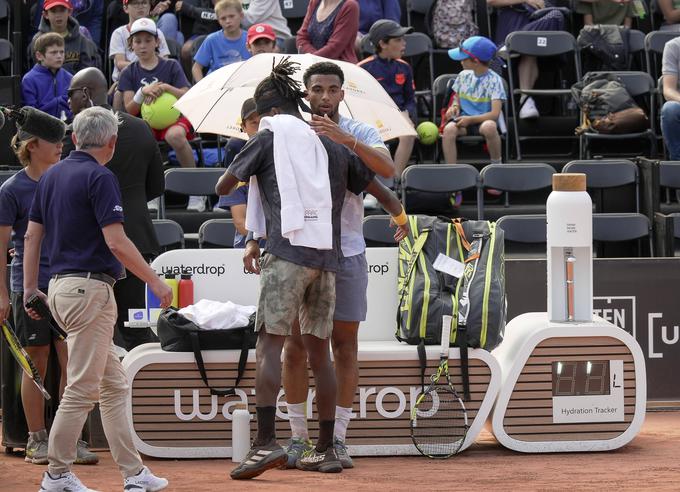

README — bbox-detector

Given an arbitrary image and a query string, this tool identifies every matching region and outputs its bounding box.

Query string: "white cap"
[130,17,157,37]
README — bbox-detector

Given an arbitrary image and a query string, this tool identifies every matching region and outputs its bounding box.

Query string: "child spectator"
[358,19,416,178]
[119,18,205,212]
[441,36,506,166]
[246,23,278,55]
[32,0,104,46]
[29,0,100,74]
[217,98,260,247]
[576,0,639,27]
[175,0,219,75]
[22,33,73,120]
[242,0,292,43]
[192,0,250,82]
[109,0,171,82]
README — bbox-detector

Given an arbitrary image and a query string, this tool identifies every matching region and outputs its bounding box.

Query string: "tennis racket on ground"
[1,318,51,400]
[411,314,469,458]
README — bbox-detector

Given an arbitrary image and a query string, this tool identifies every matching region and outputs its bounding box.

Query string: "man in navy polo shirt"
[23,106,173,492]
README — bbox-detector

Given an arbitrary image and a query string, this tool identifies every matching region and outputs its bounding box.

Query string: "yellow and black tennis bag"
[396,215,506,398]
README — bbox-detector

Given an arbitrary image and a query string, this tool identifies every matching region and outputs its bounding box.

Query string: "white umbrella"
[174,53,416,142]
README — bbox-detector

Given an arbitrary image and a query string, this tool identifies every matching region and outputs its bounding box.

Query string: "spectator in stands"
[441,36,505,167]
[22,33,73,120]
[64,67,165,350]
[355,0,400,52]
[242,0,292,43]
[29,0,101,74]
[32,0,103,45]
[358,20,416,178]
[486,0,565,119]
[657,0,680,31]
[109,0,171,83]
[576,0,638,27]
[246,22,278,55]
[119,18,204,212]
[217,98,260,248]
[0,107,98,469]
[297,0,360,63]
[153,0,185,45]
[661,37,680,160]
[192,0,250,82]
[175,0,219,76]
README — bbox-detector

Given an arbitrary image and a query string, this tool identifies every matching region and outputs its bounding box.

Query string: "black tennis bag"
[157,307,257,396]
[396,216,506,400]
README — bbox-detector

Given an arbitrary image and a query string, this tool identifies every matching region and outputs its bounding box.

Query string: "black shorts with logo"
[10,291,57,347]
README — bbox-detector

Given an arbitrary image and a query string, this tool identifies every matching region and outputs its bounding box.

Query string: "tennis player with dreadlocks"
[217,58,375,479]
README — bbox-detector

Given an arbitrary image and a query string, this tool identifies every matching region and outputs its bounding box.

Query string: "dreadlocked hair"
[254,57,308,114]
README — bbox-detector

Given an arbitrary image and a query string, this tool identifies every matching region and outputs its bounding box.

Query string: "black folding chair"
[198,218,237,248]
[592,212,653,257]
[160,168,225,219]
[152,219,185,251]
[363,215,399,247]
[563,159,640,213]
[401,164,480,217]
[496,214,547,258]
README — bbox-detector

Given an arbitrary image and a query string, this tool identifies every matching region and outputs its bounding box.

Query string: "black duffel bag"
[157,307,257,396]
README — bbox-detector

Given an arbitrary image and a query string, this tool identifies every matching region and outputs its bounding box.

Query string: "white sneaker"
[363,194,379,209]
[123,466,168,491]
[39,471,99,492]
[519,97,539,119]
[147,198,159,212]
[187,195,207,212]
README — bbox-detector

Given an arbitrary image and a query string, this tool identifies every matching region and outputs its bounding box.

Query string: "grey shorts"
[333,252,368,322]
[256,254,336,339]
[11,291,57,347]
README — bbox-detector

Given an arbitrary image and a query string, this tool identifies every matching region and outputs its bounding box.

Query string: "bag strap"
[417,340,427,394]
[189,330,249,396]
[396,225,430,339]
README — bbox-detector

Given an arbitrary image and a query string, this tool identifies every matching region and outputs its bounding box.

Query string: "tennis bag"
[396,216,506,399]
[157,307,257,396]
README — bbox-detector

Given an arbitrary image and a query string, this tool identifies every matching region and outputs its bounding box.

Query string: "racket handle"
[440,315,452,357]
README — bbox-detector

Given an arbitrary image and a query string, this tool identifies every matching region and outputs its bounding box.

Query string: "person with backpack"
[486,0,565,119]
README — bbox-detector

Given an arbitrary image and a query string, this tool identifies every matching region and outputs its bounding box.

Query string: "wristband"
[133,87,144,105]
[392,207,408,227]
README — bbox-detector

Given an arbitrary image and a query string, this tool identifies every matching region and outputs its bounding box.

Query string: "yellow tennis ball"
[141,92,181,130]
[416,121,439,146]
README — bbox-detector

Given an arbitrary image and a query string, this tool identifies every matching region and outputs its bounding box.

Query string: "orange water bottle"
[178,272,194,308]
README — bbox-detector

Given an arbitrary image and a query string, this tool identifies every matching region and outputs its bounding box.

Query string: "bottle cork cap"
[553,173,586,192]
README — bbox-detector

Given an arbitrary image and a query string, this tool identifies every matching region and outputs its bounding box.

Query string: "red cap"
[247,24,276,45]
[43,0,73,10]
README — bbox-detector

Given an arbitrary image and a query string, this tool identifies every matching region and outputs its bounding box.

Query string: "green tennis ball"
[416,121,439,145]
[141,92,181,130]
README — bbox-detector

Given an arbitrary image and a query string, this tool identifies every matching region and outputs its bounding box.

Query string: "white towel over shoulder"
[247,114,333,249]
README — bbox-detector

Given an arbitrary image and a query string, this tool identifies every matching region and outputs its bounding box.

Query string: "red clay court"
[1,411,678,491]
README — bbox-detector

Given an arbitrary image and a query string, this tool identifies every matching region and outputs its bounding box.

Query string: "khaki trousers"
[47,276,142,477]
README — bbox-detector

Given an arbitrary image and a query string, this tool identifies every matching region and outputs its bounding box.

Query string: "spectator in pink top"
[296,0,359,63]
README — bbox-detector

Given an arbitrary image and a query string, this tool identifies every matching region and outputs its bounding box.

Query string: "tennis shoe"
[334,438,354,469]
[295,446,343,473]
[25,436,48,465]
[519,97,539,120]
[283,437,313,469]
[123,466,168,491]
[74,440,99,465]
[39,471,99,492]
[187,195,207,212]
[230,440,287,480]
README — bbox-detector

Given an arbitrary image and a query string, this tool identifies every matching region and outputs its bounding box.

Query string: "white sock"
[334,406,352,442]
[286,402,308,440]
[490,158,503,165]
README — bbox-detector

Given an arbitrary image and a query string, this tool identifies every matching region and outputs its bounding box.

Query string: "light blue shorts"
[333,252,368,322]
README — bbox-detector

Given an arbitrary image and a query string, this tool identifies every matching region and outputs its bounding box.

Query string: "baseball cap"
[448,36,498,63]
[247,23,276,45]
[43,0,73,10]
[130,17,158,37]
[240,98,257,121]
[368,20,413,47]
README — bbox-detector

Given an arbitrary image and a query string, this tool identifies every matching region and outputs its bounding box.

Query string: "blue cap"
[448,36,497,63]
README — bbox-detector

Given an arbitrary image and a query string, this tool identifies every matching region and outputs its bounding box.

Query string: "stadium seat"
[279,0,309,33]
[401,163,479,217]
[477,163,556,220]
[432,73,510,163]
[160,168,225,219]
[644,30,680,80]
[403,32,435,117]
[562,159,640,213]
[495,214,547,258]
[363,215,398,247]
[198,218,236,248]
[152,219,185,251]
[659,161,680,214]
[592,212,653,257]
[577,72,657,159]
[504,31,582,160]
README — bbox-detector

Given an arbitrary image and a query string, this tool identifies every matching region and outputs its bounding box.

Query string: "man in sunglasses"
[64,67,165,352]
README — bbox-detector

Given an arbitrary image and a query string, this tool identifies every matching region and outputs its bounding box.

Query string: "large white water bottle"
[231,403,251,462]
